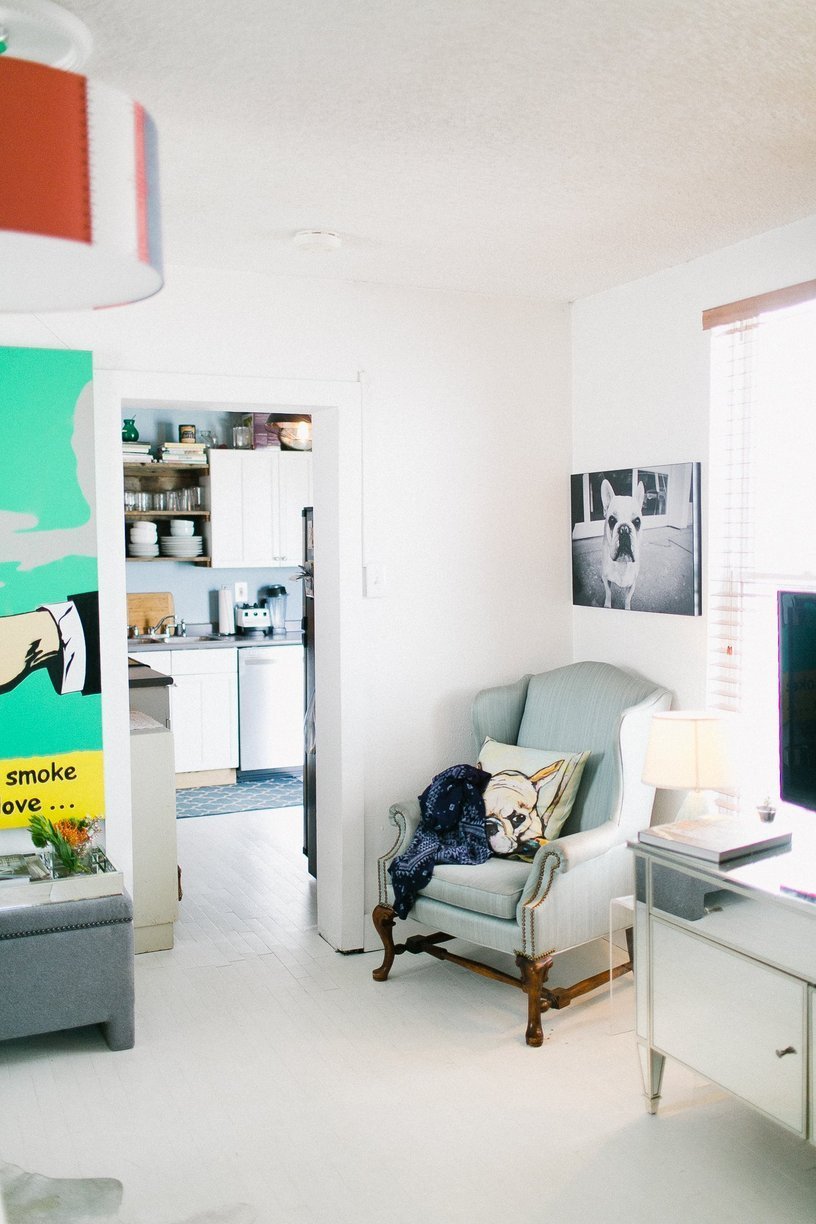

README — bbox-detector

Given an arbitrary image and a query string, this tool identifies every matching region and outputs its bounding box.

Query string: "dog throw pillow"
[477,737,590,859]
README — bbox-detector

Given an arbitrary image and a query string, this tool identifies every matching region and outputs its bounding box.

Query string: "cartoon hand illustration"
[0,610,61,695]
[0,594,100,697]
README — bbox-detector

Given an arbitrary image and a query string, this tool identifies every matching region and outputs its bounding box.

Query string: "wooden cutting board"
[127,591,174,634]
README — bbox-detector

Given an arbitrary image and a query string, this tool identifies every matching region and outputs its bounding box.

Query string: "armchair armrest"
[515,820,627,958]
[376,799,421,905]
[548,819,622,873]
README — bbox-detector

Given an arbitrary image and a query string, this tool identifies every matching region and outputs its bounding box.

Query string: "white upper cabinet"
[207,450,312,568]
[277,452,313,565]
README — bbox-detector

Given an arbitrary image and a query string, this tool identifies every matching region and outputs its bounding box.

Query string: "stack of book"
[122,441,154,464]
[638,817,791,864]
[160,442,207,465]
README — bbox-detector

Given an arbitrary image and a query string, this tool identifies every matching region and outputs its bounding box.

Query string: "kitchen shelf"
[123,458,211,567]
[126,556,212,567]
[125,510,210,520]
[123,462,210,474]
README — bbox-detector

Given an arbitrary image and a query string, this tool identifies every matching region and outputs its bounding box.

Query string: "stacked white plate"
[129,521,158,558]
[160,534,203,559]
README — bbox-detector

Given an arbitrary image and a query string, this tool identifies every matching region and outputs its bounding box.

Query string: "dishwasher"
[237,645,304,775]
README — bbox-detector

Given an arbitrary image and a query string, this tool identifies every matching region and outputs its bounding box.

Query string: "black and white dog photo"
[570,462,701,616]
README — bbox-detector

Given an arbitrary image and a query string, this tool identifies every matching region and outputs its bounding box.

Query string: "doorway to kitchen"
[96,369,367,952]
[124,405,313,827]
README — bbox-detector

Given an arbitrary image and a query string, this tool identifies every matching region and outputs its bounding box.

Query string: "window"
[707,292,816,811]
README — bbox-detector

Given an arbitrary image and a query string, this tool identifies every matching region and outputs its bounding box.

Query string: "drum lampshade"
[0,55,162,311]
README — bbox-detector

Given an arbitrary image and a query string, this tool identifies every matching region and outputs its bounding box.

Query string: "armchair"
[373,660,671,1046]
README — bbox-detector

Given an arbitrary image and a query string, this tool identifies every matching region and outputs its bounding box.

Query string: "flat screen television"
[779,590,816,810]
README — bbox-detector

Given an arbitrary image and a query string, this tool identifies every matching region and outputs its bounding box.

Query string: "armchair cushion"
[419,858,533,920]
[477,737,590,854]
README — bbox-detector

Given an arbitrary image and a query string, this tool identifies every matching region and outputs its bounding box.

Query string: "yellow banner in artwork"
[0,751,105,830]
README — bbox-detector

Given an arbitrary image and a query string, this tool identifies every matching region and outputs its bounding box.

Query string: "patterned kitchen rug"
[175,773,303,818]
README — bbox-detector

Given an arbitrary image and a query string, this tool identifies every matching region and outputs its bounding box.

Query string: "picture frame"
[571,461,702,615]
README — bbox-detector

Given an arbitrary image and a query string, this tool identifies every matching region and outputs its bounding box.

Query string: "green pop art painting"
[0,347,104,828]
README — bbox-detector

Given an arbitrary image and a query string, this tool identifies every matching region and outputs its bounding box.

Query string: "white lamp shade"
[641,711,735,791]
[0,56,162,311]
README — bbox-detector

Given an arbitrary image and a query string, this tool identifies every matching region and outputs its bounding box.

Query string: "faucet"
[149,614,176,637]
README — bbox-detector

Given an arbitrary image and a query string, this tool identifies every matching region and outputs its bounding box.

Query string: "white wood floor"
[1,807,816,1223]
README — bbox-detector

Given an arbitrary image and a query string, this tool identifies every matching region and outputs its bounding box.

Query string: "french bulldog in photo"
[601,478,645,610]
[482,762,563,856]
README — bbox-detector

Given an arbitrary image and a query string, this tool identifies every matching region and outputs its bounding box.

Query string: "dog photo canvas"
[571,462,701,615]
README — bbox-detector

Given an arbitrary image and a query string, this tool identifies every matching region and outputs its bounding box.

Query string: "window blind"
[707,297,816,812]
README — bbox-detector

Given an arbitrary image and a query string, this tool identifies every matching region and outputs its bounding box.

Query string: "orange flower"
[53,819,92,848]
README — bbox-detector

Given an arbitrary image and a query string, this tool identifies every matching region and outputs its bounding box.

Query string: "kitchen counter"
[127,659,174,687]
[127,630,303,654]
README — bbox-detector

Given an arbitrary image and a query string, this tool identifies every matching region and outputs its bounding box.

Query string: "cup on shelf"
[134,492,151,511]
[232,425,252,449]
[152,492,168,510]
[169,519,195,537]
[124,490,137,510]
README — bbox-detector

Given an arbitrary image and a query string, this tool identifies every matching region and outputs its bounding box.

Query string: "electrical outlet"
[234,581,249,605]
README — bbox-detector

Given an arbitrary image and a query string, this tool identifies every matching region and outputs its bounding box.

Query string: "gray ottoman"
[0,893,135,1050]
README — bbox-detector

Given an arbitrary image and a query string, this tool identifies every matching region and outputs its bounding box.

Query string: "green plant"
[28,813,99,874]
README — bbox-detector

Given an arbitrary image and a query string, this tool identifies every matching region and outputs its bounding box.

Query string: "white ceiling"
[59,0,816,301]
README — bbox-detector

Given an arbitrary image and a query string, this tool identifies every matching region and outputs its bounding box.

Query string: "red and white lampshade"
[0,17,162,311]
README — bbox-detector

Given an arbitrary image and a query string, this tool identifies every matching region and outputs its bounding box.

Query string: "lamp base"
[676,790,721,822]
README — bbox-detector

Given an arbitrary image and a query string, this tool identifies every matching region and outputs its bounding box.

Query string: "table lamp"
[641,710,735,821]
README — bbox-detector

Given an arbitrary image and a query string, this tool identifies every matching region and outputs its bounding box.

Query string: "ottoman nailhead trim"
[0,916,132,941]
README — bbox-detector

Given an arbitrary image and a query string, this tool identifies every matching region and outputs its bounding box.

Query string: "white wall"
[571,213,816,815]
[0,266,572,939]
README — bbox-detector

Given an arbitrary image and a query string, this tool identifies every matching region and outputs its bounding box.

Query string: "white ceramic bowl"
[130,526,157,541]
[169,519,195,536]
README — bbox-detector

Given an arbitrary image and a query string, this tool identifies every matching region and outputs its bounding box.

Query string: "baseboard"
[175,768,236,790]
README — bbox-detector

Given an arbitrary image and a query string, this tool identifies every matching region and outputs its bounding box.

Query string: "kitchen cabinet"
[207,450,312,568]
[129,648,239,776]
[277,452,313,565]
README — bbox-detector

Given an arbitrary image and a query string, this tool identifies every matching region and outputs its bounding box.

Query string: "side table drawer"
[652,918,806,1134]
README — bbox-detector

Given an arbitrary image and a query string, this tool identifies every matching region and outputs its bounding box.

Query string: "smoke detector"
[293,229,342,253]
[0,0,93,69]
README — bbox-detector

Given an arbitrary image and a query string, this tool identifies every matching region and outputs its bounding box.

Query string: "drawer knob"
[775,1045,796,1058]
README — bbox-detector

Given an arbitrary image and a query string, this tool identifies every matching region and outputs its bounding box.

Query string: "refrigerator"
[302,507,317,876]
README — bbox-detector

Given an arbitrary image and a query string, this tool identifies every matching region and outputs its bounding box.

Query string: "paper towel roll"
[218,586,235,636]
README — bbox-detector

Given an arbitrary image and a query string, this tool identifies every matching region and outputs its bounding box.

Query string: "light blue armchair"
[373,660,671,1045]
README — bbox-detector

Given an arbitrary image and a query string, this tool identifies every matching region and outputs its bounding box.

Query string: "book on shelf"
[162,442,206,452]
[123,454,155,464]
[122,442,152,452]
[0,853,41,881]
[637,817,792,864]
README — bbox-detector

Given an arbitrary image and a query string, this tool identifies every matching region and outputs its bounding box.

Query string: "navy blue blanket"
[388,764,492,919]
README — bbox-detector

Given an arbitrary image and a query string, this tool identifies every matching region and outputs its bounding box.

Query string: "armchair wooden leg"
[372,904,397,981]
[515,952,555,1047]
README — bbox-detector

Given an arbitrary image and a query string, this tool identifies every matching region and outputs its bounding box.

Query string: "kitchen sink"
[128,633,227,644]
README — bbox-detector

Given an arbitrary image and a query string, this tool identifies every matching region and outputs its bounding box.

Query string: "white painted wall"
[0,267,572,945]
[571,212,816,817]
